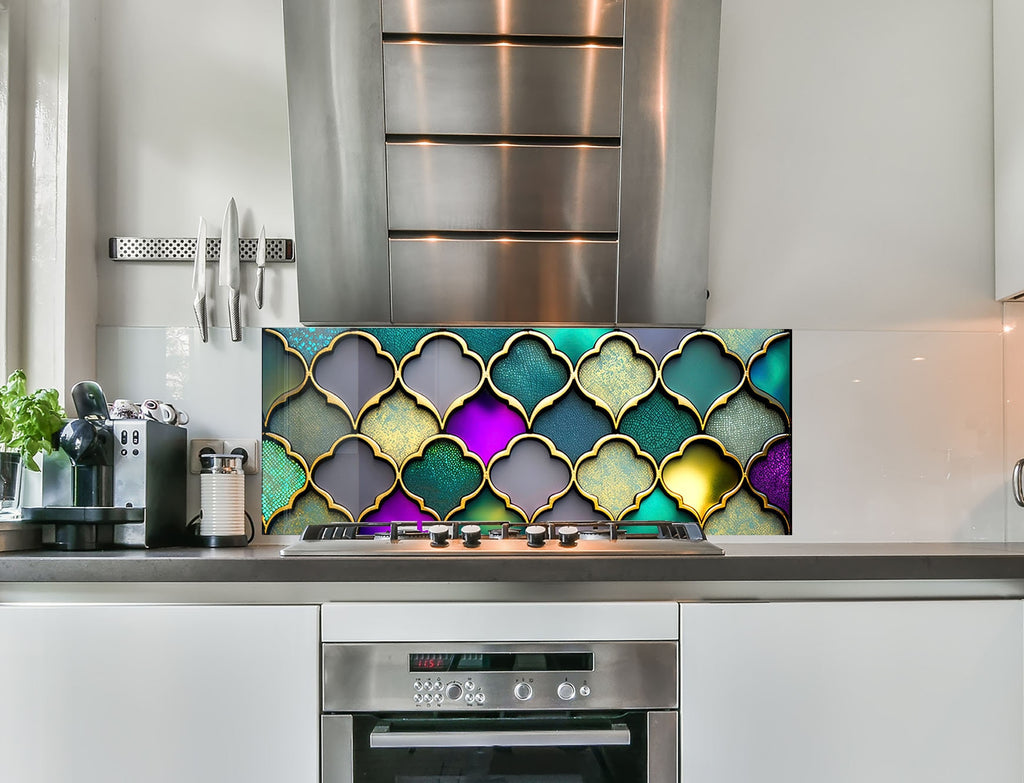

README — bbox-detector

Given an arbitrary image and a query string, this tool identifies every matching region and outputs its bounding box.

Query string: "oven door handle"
[369,723,631,748]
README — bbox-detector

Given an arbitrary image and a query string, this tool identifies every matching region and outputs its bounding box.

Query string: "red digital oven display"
[408,652,592,673]
[410,654,456,672]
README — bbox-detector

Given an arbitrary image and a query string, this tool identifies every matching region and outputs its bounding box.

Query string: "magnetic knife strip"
[108,237,294,263]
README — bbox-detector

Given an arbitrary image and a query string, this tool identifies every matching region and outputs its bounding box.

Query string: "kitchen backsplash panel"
[262,327,792,535]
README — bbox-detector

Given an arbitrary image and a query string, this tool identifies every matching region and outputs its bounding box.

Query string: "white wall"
[96,0,296,327]
[91,0,1006,542]
[1004,303,1024,540]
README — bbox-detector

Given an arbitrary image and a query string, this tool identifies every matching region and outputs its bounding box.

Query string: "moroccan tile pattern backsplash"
[261,328,792,535]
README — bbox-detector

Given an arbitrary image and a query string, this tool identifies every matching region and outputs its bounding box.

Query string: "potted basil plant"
[0,370,65,514]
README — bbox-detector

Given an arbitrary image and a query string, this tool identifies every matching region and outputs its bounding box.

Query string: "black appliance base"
[20,506,145,523]
[192,533,249,548]
[20,507,148,551]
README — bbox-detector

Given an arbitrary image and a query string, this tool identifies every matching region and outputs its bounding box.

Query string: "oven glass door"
[324,712,673,783]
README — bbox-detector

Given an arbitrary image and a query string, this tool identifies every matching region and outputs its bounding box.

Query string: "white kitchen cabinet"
[679,601,1023,783]
[0,604,319,783]
[995,0,1024,299]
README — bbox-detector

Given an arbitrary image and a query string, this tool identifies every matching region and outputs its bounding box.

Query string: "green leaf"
[0,370,65,471]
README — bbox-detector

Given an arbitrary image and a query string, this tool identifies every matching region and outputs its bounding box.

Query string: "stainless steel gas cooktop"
[280,521,723,557]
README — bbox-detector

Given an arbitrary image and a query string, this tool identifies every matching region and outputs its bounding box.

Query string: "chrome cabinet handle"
[369,723,630,749]
[1014,459,1024,507]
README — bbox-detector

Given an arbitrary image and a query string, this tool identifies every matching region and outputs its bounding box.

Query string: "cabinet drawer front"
[381,0,625,37]
[390,238,617,323]
[384,42,623,137]
[386,143,621,232]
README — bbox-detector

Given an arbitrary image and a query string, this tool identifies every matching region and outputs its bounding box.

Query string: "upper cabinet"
[283,0,721,326]
[995,0,1024,300]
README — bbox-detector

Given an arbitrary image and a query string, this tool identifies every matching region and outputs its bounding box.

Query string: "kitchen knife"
[219,197,241,342]
[254,224,266,310]
[192,217,209,342]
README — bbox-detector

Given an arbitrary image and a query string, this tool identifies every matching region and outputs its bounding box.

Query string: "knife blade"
[192,217,209,342]
[219,197,241,341]
[254,224,266,310]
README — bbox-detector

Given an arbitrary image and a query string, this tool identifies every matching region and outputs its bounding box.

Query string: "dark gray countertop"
[2,541,1024,583]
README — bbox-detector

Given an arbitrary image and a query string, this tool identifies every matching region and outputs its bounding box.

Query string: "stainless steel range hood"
[284,0,721,326]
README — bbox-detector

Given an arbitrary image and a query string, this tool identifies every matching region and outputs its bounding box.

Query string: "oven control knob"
[525,525,547,548]
[579,685,591,697]
[445,682,464,701]
[514,682,533,701]
[556,525,579,547]
[428,524,450,547]
[557,682,576,701]
[461,524,482,548]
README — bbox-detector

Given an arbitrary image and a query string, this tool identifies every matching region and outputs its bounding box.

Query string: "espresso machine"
[22,381,187,550]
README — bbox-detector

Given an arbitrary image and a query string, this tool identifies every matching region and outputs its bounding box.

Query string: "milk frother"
[196,452,248,547]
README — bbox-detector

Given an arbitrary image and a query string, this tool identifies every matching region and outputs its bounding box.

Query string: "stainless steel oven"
[322,642,677,783]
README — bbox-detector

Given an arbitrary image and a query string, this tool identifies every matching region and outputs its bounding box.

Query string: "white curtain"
[0,0,99,401]
[0,1,13,380]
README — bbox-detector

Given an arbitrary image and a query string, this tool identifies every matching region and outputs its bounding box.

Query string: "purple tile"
[364,489,434,525]
[446,388,528,466]
[748,437,791,518]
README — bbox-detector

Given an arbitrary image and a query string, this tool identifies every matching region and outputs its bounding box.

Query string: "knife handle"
[228,289,241,342]
[193,295,209,343]
[255,267,265,310]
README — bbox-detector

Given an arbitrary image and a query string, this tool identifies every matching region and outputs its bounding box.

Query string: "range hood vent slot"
[381,33,625,46]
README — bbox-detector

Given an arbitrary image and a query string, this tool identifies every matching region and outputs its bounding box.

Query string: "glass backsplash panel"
[262,327,792,535]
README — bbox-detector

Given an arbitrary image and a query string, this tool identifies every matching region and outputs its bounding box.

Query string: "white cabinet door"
[0,604,319,783]
[996,0,1024,299]
[680,601,1023,783]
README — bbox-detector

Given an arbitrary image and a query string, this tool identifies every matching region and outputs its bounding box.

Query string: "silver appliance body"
[284,0,722,326]
[321,640,678,782]
[37,419,187,548]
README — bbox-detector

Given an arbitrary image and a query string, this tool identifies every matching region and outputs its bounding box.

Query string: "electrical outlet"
[223,438,261,475]
[189,439,224,474]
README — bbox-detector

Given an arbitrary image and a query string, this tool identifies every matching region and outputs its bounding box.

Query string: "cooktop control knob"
[525,525,547,548]
[445,682,463,701]
[428,524,450,547]
[514,682,533,701]
[461,524,482,548]
[556,525,579,547]
[557,681,576,701]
